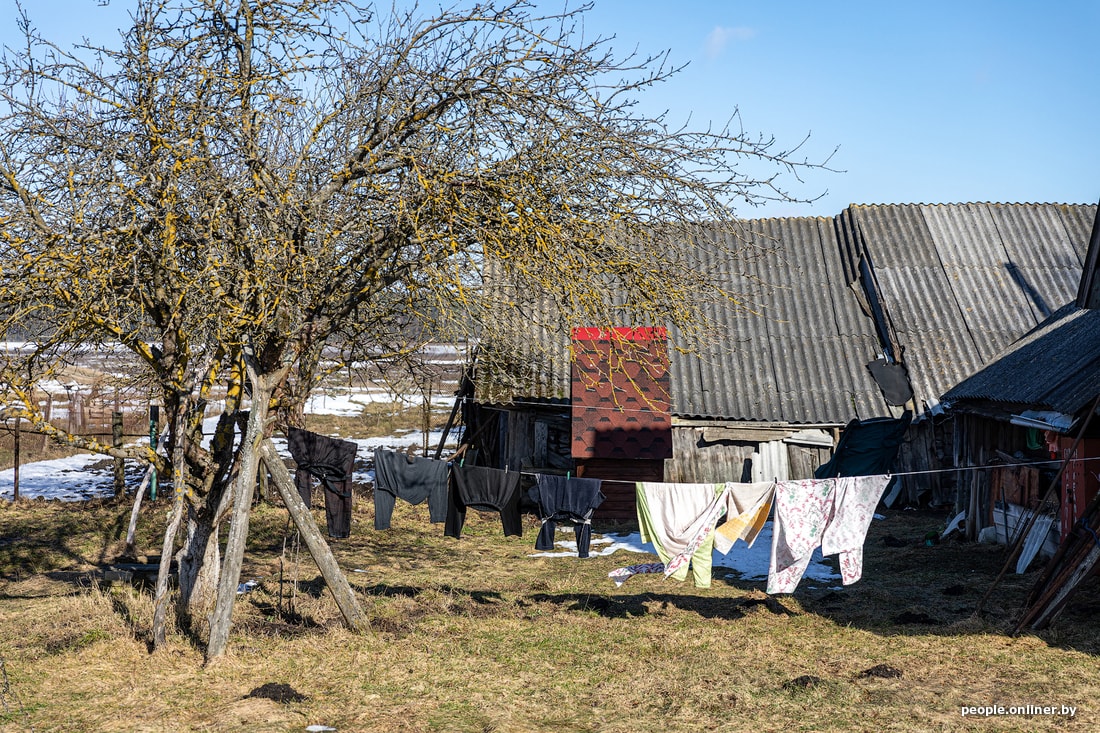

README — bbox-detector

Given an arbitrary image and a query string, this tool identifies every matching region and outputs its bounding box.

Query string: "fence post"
[12,417,20,501]
[40,393,52,453]
[149,405,159,501]
[113,411,125,498]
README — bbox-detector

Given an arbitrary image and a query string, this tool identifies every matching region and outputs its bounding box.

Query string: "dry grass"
[3,487,1100,731]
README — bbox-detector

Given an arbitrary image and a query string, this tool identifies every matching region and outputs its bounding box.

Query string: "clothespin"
[460,457,465,467]
[566,471,571,480]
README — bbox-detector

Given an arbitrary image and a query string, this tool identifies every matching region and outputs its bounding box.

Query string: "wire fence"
[1,399,160,501]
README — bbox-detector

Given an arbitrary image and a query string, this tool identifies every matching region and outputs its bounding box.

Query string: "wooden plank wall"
[664,427,754,483]
[467,406,845,524]
[954,413,1035,536]
[665,427,831,483]
[894,419,956,507]
[788,443,831,479]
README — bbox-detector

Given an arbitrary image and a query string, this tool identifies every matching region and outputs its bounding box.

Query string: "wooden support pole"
[40,393,51,453]
[257,467,270,505]
[124,424,171,556]
[977,394,1100,614]
[12,417,20,501]
[422,384,432,457]
[260,439,369,634]
[149,405,160,501]
[154,416,188,650]
[1016,534,1100,632]
[434,395,462,461]
[206,400,269,661]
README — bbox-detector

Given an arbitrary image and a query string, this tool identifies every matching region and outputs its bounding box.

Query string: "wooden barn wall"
[952,413,1036,538]
[463,404,571,472]
[461,405,503,467]
[788,443,832,480]
[591,425,833,522]
[467,405,964,525]
[665,428,755,483]
[893,419,954,507]
[664,427,831,483]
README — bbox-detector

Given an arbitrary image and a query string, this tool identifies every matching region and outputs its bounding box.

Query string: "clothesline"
[368,443,1060,594]
[451,397,1100,477]
[469,456,1100,482]
[880,455,1100,478]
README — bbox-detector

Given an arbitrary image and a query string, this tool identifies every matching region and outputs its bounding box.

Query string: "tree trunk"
[260,439,369,633]
[205,388,271,662]
[176,514,221,629]
[153,489,185,649]
[153,410,189,649]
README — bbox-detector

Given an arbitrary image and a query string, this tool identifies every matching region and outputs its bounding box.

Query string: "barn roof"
[474,202,1098,425]
[941,303,1100,419]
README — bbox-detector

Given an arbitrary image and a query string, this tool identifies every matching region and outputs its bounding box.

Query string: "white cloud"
[705,25,756,60]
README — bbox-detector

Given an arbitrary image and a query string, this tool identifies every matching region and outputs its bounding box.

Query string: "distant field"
[0,341,468,472]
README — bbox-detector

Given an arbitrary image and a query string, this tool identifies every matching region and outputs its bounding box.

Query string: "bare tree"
[0,0,832,661]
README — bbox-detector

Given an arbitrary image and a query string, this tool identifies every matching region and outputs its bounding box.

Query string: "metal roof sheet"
[476,201,1097,424]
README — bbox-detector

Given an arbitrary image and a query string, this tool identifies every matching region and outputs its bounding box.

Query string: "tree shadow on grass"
[103,588,157,653]
[273,576,503,604]
[522,590,798,620]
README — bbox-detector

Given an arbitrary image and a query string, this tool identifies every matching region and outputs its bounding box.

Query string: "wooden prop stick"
[260,439,369,634]
[123,425,171,555]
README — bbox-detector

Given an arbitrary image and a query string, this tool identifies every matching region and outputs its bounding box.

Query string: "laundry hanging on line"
[768,475,892,594]
[372,447,449,530]
[635,481,728,588]
[282,429,891,590]
[286,427,358,540]
[607,475,890,594]
[529,474,606,558]
[615,480,774,589]
[445,463,524,539]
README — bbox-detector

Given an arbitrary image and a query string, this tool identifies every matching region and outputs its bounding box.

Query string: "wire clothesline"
[484,455,1100,481]
[879,455,1100,479]
[457,396,1076,444]
[445,393,1100,479]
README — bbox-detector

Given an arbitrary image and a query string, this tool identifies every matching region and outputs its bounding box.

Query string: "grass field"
[2,429,1099,731]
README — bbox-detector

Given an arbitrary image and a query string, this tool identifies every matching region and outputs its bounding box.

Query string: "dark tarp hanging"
[815,411,912,479]
[866,358,914,406]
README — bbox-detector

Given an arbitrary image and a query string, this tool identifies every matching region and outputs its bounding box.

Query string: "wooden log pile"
[1014,488,1100,633]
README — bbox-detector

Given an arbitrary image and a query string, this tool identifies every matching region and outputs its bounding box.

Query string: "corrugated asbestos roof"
[475,201,1098,425]
[477,216,891,424]
[681,217,888,423]
[942,303,1100,416]
[842,203,1096,412]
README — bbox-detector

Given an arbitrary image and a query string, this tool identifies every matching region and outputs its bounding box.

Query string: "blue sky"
[3,0,1097,218]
